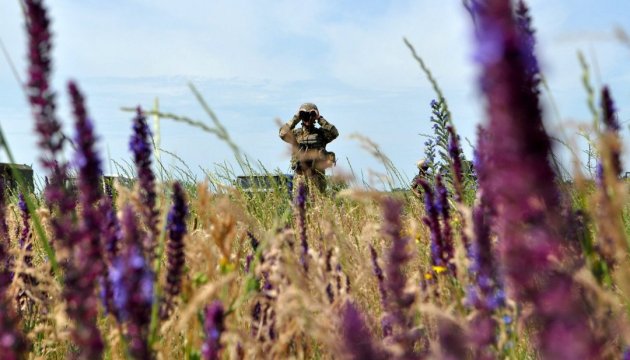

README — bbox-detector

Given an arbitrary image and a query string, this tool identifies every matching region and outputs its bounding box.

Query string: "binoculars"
[299,110,317,120]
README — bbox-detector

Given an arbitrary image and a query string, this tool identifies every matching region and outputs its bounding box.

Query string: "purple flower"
[472,0,604,357]
[435,176,455,272]
[601,87,619,132]
[467,202,503,311]
[24,0,74,275]
[60,81,106,358]
[420,179,444,268]
[0,182,28,358]
[447,126,465,201]
[201,300,225,360]
[17,194,34,267]
[70,81,103,206]
[109,205,154,359]
[245,231,259,273]
[25,0,61,155]
[17,194,31,250]
[382,199,412,309]
[16,193,37,314]
[161,182,188,319]
[437,318,468,360]
[466,200,504,355]
[99,196,120,314]
[515,0,541,92]
[25,0,73,211]
[472,126,488,181]
[0,308,28,360]
[369,245,390,336]
[100,197,120,262]
[601,86,621,177]
[294,181,308,271]
[369,245,387,306]
[130,107,159,261]
[380,198,425,357]
[339,301,386,360]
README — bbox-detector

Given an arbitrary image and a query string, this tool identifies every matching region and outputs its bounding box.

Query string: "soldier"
[279,103,338,193]
[411,159,430,197]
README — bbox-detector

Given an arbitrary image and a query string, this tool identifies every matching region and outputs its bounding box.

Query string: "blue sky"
[1,0,630,186]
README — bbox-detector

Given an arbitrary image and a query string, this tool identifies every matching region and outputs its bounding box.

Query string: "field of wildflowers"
[1,0,630,359]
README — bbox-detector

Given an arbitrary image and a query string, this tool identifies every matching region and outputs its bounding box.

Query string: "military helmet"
[298,103,319,119]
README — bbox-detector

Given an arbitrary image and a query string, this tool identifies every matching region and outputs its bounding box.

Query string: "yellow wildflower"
[432,265,447,274]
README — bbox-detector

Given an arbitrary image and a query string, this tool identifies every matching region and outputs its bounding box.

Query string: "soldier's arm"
[279,115,300,144]
[317,116,339,144]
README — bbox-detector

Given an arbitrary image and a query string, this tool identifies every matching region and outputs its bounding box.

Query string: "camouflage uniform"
[411,159,430,196]
[279,103,339,193]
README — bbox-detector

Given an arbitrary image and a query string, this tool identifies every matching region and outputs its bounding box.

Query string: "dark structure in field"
[65,174,132,199]
[0,163,34,193]
[236,174,294,194]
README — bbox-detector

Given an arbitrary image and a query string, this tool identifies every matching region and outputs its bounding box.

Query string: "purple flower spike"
[472,0,604,357]
[25,0,74,269]
[467,200,504,355]
[0,182,28,358]
[245,231,259,273]
[17,193,37,313]
[515,0,540,92]
[110,205,154,359]
[435,176,455,272]
[419,179,444,268]
[130,107,159,261]
[70,81,102,206]
[447,126,473,257]
[437,318,468,360]
[202,300,225,360]
[18,194,31,250]
[161,182,188,319]
[601,86,621,177]
[381,198,425,357]
[62,81,106,358]
[25,0,73,211]
[100,197,120,262]
[295,181,308,272]
[99,197,120,314]
[369,245,387,307]
[369,245,391,336]
[468,203,503,311]
[601,87,619,132]
[447,125,464,203]
[25,0,62,156]
[382,198,412,309]
[339,301,386,360]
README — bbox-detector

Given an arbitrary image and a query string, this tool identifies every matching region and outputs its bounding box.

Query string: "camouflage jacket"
[279,115,339,172]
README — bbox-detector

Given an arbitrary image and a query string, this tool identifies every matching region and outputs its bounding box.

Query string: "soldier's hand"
[289,115,300,128]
